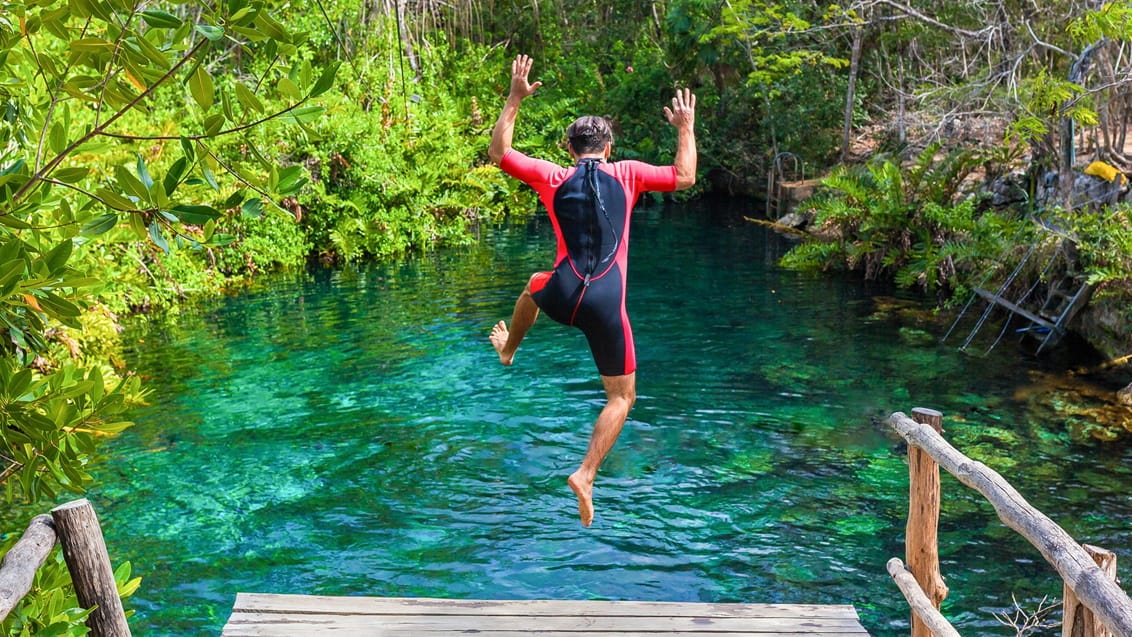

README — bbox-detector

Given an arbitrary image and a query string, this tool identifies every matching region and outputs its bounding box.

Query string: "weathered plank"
[222,595,870,636]
[233,594,862,618]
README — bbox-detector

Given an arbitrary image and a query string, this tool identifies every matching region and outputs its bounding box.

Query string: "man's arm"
[488,55,542,166]
[663,88,697,190]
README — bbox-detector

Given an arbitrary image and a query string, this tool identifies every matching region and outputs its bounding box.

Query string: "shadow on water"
[12,196,1132,636]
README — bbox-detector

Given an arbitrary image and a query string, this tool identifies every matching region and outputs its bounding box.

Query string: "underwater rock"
[1118,382,1132,406]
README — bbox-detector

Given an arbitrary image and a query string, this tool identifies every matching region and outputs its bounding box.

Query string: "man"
[487,54,697,527]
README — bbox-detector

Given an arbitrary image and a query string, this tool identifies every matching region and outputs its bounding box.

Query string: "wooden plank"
[222,595,871,636]
[232,594,861,619]
[224,612,868,631]
[973,287,1057,331]
[224,630,865,637]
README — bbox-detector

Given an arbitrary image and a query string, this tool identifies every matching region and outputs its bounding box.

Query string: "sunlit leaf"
[309,61,341,97]
[80,213,118,236]
[148,221,169,253]
[195,24,224,41]
[189,66,215,110]
[234,81,264,114]
[141,9,182,29]
[53,167,90,183]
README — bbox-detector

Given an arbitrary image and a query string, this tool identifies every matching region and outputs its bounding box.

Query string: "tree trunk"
[840,22,865,163]
[1059,40,1106,208]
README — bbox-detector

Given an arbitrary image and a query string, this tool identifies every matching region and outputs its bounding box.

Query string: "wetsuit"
[501,149,678,376]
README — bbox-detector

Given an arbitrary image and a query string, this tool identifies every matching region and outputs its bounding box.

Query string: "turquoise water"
[47,199,1132,634]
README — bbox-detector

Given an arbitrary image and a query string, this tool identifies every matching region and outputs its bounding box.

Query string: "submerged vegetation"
[1,0,1131,632]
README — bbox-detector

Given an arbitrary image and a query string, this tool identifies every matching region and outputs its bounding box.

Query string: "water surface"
[55,199,1132,634]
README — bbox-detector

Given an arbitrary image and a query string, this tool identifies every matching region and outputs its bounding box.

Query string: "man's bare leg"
[568,372,636,527]
[490,273,541,366]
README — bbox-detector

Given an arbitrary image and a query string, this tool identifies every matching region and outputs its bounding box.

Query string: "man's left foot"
[567,471,594,527]
[490,321,514,366]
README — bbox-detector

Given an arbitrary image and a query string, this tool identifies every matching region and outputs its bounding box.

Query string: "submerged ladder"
[946,230,1092,356]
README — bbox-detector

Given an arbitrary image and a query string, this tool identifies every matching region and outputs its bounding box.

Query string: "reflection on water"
[25,198,1132,636]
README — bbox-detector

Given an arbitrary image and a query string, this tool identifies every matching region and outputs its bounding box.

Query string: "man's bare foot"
[490,320,514,366]
[567,471,594,527]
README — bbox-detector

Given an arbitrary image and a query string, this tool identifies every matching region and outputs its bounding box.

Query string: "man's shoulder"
[503,149,570,183]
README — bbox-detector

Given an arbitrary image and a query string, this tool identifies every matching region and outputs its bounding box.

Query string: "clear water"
[34,199,1132,634]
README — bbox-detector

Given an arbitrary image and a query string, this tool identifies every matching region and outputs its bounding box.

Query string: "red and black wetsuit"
[501,149,678,376]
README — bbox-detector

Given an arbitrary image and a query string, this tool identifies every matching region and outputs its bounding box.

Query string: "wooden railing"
[887,408,1132,637]
[0,499,131,636]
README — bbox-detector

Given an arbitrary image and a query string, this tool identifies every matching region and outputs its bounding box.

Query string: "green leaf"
[241,198,263,218]
[254,12,289,41]
[48,122,67,154]
[309,61,341,97]
[37,292,81,322]
[202,165,220,191]
[141,9,183,29]
[0,216,33,230]
[43,240,73,273]
[114,166,148,202]
[195,24,225,41]
[54,167,90,183]
[276,166,307,196]
[148,221,169,253]
[80,213,118,236]
[0,260,26,298]
[203,113,225,136]
[96,188,137,211]
[180,137,196,162]
[171,204,220,224]
[279,106,325,124]
[163,157,188,195]
[277,76,302,101]
[234,81,264,114]
[189,66,215,110]
[133,33,171,69]
[136,154,155,189]
[69,38,113,53]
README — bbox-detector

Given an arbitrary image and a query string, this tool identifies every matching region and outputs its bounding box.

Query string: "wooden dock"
[221,594,870,636]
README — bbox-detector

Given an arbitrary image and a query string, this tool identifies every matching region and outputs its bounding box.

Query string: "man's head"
[566,116,613,157]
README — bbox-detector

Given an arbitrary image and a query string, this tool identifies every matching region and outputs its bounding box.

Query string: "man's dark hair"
[566,116,613,155]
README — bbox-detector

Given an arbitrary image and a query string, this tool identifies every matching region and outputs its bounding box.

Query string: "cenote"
[74,198,1132,635]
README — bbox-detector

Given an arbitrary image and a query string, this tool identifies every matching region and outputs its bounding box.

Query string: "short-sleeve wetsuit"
[501,149,678,376]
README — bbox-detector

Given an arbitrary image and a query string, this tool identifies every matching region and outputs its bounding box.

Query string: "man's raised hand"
[663,88,696,130]
[509,55,543,101]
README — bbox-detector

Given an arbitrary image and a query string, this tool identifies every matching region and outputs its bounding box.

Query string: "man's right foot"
[490,320,514,366]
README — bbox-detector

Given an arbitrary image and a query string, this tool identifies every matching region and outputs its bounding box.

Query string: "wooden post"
[51,499,132,637]
[0,514,57,621]
[1064,545,1117,637]
[906,407,949,637]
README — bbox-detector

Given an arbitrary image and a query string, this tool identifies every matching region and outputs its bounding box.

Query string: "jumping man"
[487,54,697,527]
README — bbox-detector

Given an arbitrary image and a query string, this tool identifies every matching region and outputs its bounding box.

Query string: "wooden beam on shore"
[889,411,1132,637]
[0,514,57,621]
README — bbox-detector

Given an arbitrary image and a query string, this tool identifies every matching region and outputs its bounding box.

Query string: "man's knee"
[602,374,636,408]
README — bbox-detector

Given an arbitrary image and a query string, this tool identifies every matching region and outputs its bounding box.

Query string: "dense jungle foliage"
[1,0,1131,632]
